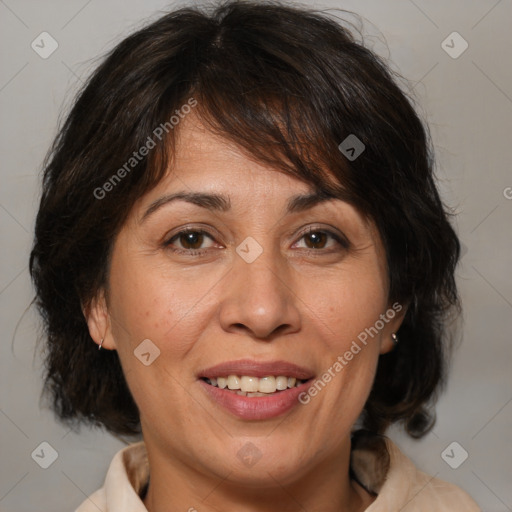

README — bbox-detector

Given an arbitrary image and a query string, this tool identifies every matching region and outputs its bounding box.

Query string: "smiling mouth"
[201,375,308,397]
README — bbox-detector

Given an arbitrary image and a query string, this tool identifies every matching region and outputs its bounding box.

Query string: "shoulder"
[75,441,149,512]
[351,432,481,511]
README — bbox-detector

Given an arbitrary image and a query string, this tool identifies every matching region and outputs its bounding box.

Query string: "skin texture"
[86,114,405,512]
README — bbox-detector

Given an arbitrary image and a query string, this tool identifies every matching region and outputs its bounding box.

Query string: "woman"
[29,1,480,510]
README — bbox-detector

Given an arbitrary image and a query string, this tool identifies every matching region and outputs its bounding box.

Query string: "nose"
[218,248,301,340]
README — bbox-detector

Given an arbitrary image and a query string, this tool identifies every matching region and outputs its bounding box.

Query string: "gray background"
[1,0,511,511]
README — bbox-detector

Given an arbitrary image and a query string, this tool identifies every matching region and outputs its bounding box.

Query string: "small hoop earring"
[391,333,398,345]
[98,338,104,350]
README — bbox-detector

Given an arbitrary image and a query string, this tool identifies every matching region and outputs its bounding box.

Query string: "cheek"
[320,350,379,437]
[108,253,223,362]
[298,264,387,413]
[106,257,223,430]
[302,265,388,348]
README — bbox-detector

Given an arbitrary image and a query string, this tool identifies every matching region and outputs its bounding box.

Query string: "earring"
[98,338,104,350]
[391,333,398,345]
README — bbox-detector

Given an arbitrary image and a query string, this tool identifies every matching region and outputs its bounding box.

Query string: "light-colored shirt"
[75,437,480,511]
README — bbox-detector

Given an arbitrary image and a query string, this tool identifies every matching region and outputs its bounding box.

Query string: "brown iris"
[178,232,205,249]
[304,232,328,249]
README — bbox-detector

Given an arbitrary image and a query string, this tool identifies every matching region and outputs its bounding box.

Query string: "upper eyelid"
[166,225,347,249]
[294,224,349,244]
[166,228,218,245]
[166,224,220,240]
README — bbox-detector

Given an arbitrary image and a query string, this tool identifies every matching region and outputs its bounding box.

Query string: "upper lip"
[198,359,315,380]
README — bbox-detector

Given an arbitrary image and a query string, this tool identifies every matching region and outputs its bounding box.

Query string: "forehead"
[154,114,314,196]
[126,111,373,236]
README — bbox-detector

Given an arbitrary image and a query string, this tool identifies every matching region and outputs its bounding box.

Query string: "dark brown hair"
[30,0,460,438]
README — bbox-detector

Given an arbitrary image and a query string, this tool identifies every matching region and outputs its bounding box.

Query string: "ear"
[379,301,407,355]
[83,290,117,350]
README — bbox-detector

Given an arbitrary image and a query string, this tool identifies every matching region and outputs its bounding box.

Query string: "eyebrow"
[140,190,338,223]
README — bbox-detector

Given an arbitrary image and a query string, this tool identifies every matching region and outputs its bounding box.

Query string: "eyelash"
[164,228,220,256]
[163,226,349,257]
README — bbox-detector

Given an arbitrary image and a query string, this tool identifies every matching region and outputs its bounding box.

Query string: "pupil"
[306,232,326,249]
[182,232,202,249]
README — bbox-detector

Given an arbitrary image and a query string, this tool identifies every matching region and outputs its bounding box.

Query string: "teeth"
[258,376,276,393]
[205,375,306,394]
[227,375,241,390]
[240,376,259,393]
[276,376,288,390]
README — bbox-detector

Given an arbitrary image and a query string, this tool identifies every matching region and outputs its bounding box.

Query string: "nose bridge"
[218,240,301,339]
[240,245,283,298]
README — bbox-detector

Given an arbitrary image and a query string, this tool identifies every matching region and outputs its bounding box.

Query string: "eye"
[293,228,348,251]
[164,229,218,254]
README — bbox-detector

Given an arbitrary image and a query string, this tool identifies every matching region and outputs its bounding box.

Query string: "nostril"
[274,324,291,335]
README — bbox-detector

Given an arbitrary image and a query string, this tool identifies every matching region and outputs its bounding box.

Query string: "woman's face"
[88,114,403,487]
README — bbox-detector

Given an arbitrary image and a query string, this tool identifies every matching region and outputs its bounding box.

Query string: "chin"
[230,459,306,488]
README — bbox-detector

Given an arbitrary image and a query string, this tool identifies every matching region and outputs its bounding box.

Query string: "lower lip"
[199,379,312,420]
